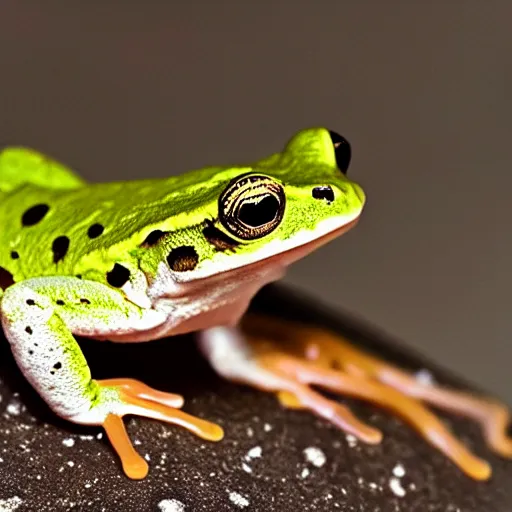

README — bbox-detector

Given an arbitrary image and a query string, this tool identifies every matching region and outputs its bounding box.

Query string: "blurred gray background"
[1,2,511,401]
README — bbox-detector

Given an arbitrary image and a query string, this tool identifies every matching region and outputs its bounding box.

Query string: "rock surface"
[0,283,510,511]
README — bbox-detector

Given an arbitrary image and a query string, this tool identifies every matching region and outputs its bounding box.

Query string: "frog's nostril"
[312,186,335,203]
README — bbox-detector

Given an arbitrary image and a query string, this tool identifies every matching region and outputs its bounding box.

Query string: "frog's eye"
[219,174,286,241]
[328,131,351,174]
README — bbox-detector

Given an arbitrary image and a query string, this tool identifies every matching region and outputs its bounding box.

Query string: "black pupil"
[238,195,279,227]
[328,130,351,174]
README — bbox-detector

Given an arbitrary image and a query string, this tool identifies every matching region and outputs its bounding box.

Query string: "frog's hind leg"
[241,315,512,460]
[0,276,223,480]
[199,314,511,481]
[242,315,512,454]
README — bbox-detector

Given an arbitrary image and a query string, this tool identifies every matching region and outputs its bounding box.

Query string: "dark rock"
[0,283,510,511]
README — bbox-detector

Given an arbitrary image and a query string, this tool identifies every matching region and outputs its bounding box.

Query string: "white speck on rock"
[300,468,310,479]
[415,368,435,386]
[158,498,186,512]
[62,438,75,447]
[345,434,357,447]
[303,447,326,467]
[245,446,262,460]
[228,491,249,508]
[96,433,103,440]
[6,402,21,416]
[389,477,406,497]
[246,427,254,437]
[393,463,406,478]
[263,423,272,432]
[242,463,252,473]
[0,496,22,511]
[67,461,75,467]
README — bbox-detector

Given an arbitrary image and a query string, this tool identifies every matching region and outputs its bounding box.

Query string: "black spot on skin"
[10,251,19,259]
[25,326,33,334]
[141,229,167,247]
[203,222,240,252]
[0,267,15,290]
[87,223,104,239]
[106,263,131,288]
[26,299,35,306]
[80,298,91,304]
[53,362,62,370]
[312,186,335,203]
[22,204,50,226]
[29,350,34,355]
[56,300,65,306]
[166,246,199,272]
[52,236,70,264]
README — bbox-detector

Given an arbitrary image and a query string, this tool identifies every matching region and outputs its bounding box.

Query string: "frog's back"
[0,147,87,195]
[0,146,228,286]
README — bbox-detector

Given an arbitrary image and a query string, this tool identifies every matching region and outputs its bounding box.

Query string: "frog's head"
[144,127,366,286]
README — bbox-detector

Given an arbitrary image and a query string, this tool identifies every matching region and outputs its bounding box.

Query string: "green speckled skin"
[0,128,364,287]
[0,127,366,478]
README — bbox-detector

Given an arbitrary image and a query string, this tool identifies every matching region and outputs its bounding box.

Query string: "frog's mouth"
[147,213,362,310]
[243,215,361,271]
[167,212,362,287]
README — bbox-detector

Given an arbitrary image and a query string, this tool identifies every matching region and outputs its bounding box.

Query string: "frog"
[0,127,510,482]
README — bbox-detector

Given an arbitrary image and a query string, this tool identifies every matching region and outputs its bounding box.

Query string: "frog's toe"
[276,388,382,443]
[98,378,185,408]
[96,378,224,479]
[102,413,149,480]
[484,403,512,458]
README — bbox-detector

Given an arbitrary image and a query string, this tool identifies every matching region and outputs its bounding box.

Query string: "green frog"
[0,128,509,480]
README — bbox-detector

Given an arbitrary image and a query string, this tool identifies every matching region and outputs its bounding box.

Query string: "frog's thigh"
[0,276,223,479]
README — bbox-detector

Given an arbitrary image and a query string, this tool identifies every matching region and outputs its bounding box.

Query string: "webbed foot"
[97,378,224,479]
[199,314,512,481]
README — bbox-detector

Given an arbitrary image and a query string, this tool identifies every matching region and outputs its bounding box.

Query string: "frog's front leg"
[0,276,223,479]
[198,314,512,481]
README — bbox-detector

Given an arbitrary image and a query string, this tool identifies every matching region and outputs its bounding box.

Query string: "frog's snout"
[352,183,366,206]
